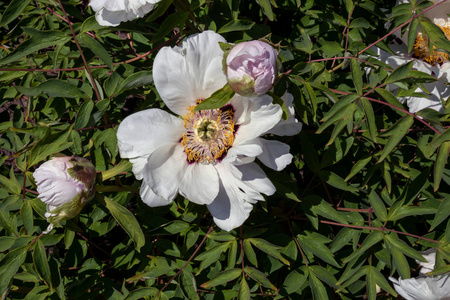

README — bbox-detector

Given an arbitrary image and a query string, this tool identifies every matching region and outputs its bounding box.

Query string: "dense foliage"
[0,0,449,299]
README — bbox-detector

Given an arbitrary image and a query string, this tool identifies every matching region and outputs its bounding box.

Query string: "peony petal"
[178,163,219,205]
[140,183,173,207]
[222,138,263,164]
[95,9,129,26]
[233,99,282,145]
[257,138,293,171]
[153,31,227,116]
[207,163,274,231]
[405,80,447,113]
[117,108,184,178]
[267,93,303,136]
[142,143,187,201]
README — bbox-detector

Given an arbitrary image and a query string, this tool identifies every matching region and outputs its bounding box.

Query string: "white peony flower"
[226,40,279,96]
[90,0,162,27]
[416,248,437,276]
[389,275,450,300]
[34,156,96,225]
[370,0,450,113]
[117,31,301,231]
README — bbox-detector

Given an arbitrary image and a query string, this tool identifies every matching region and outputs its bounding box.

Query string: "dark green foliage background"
[0,0,449,299]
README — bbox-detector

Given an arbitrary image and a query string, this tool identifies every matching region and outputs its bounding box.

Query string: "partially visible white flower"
[34,156,96,225]
[416,248,437,276]
[369,0,450,113]
[226,40,278,96]
[90,0,162,27]
[117,31,301,231]
[371,46,449,113]
[389,275,450,300]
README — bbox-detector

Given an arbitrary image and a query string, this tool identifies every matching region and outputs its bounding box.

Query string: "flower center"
[181,102,235,164]
[414,23,450,66]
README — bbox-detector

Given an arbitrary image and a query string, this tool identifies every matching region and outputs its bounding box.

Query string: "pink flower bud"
[226,40,278,96]
[34,156,96,224]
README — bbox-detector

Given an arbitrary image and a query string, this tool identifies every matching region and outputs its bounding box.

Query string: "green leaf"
[125,287,159,300]
[151,11,189,42]
[343,231,384,263]
[0,28,71,66]
[359,97,377,142]
[77,33,114,70]
[29,126,73,167]
[243,239,258,267]
[238,276,250,300]
[299,133,320,173]
[303,195,348,225]
[0,167,21,195]
[116,71,153,94]
[16,79,86,99]
[194,84,235,111]
[385,234,425,262]
[200,268,241,288]
[181,269,199,300]
[33,240,53,292]
[297,232,340,268]
[244,267,276,290]
[407,18,420,53]
[283,267,308,294]
[74,100,94,130]
[100,196,145,252]
[0,245,28,295]
[218,19,255,33]
[350,59,363,95]
[386,238,410,279]
[318,170,359,193]
[100,160,132,182]
[317,103,357,134]
[20,200,34,235]
[256,0,274,21]
[368,190,387,222]
[385,61,414,83]
[430,194,450,231]
[309,272,328,300]
[248,238,290,265]
[0,0,32,27]
[369,266,397,297]
[196,241,233,273]
[345,155,372,181]
[321,94,359,123]
[434,141,450,191]
[375,88,408,116]
[377,115,414,162]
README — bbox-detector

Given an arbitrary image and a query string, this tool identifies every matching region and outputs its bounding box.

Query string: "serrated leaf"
[100,196,145,252]
[218,19,255,33]
[0,245,28,295]
[248,238,290,265]
[194,84,235,111]
[200,268,241,288]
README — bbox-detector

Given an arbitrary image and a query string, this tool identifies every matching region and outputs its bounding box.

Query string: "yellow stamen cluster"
[181,103,235,164]
[414,23,450,66]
